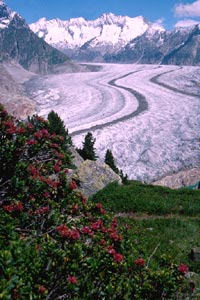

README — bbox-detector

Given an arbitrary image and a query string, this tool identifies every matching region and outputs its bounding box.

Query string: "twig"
[146,243,160,268]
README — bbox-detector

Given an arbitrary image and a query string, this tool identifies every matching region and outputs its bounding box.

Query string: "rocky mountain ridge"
[30,13,164,62]
[31,13,200,65]
[0,1,79,74]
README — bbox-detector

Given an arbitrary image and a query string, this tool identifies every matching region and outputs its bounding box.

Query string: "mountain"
[0,1,78,74]
[30,13,164,62]
[30,13,200,65]
[105,26,196,64]
[105,25,200,65]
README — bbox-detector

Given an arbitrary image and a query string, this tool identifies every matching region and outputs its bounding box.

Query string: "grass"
[91,181,200,216]
[91,180,200,296]
[118,217,200,271]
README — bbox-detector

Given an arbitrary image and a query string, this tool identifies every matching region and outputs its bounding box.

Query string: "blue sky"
[4,0,200,29]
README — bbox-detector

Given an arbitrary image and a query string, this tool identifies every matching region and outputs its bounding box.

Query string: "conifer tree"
[78,132,97,161]
[120,169,128,185]
[104,149,119,174]
[47,110,72,145]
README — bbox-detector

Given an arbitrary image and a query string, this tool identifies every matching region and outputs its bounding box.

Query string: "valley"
[24,63,200,182]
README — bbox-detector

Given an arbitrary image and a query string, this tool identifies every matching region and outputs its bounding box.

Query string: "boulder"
[71,159,121,198]
[70,146,84,168]
[190,248,200,262]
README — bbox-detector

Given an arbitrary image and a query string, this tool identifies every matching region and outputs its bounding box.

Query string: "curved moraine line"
[150,68,200,98]
[71,71,148,137]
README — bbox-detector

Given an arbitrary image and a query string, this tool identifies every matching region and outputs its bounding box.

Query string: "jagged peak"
[68,16,87,24]
[0,0,6,6]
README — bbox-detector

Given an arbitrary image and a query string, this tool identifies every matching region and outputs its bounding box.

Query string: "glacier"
[24,64,200,182]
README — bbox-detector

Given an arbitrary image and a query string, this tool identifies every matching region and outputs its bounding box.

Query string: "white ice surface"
[25,64,200,182]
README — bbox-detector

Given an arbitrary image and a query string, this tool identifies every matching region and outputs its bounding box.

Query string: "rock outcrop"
[152,167,200,189]
[70,158,121,197]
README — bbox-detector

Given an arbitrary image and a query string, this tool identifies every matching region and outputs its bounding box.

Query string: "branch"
[146,243,160,268]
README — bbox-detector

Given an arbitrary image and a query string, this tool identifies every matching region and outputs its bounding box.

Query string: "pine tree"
[78,132,97,161]
[104,149,119,174]
[47,110,72,145]
[120,169,128,185]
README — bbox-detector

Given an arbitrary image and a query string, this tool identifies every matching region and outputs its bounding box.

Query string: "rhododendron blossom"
[69,180,78,190]
[67,276,78,285]
[27,139,37,145]
[113,253,123,263]
[3,202,24,213]
[34,206,49,215]
[178,263,189,274]
[134,258,146,266]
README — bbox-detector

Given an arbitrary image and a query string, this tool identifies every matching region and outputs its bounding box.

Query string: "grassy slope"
[91,181,200,216]
[91,180,200,294]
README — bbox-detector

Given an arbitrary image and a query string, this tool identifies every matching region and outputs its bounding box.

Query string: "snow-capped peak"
[0,0,28,29]
[30,13,158,51]
[0,1,20,29]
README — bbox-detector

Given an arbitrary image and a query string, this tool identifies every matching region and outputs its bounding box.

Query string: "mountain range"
[30,13,200,65]
[1,0,200,68]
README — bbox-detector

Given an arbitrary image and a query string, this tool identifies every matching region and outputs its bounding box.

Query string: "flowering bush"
[0,104,194,299]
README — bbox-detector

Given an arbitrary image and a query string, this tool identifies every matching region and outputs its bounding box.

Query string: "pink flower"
[53,164,60,172]
[100,208,106,214]
[51,143,59,149]
[134,258,145,266]
[14,202,24,212]
[51,133,57,139]
[3,205,14,213]
[56,224,80,240]
[43,192,50,198]
[69,180,78,190]
[111,218,118,228]
[178,263,189,274]
[26,123,33,130]
[81,196,87,206]
[108,246,116,255]
[113,253,123,263]
[96,203,103,209]
[27,139,37,145]
[69,229,80,240]
[98,239,107,246]
[16,127,25,134]
[67,276,78,285]
[72,203,79,212]
[40,129,49,138]
[3,202,24,213]
[34,206,49,215]
[109,231,122,242]
[90,219,103,231]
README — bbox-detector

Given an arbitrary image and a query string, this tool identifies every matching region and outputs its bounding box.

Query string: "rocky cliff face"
[0,1,78,74]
